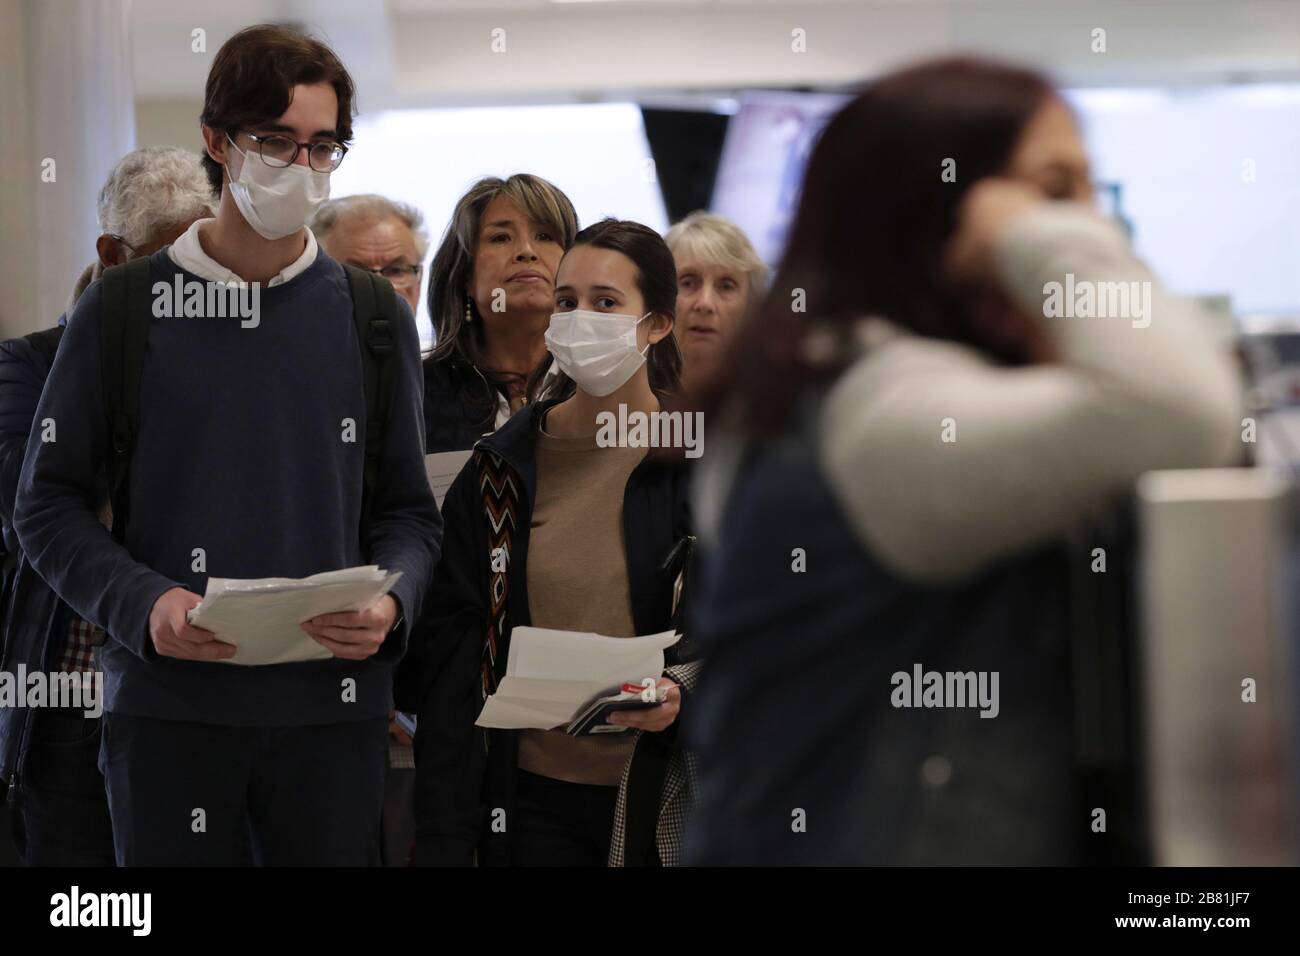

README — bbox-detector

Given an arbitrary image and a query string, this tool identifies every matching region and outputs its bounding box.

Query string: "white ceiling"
[129,0,1300,105]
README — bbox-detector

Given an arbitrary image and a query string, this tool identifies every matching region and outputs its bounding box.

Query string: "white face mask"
[545,309,651,397]
[224,135,331,240]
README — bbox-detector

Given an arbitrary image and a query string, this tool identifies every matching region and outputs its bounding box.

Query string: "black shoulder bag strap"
[343,265,399,559]
[21,325,63,371]
[99,257,154,544]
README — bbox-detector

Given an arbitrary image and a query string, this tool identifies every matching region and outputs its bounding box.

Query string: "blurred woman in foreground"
[683,57,1242,865]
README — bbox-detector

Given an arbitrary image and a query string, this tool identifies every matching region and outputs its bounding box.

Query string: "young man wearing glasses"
[14,24,440,865]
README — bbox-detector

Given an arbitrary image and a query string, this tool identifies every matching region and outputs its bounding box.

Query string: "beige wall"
[0,0,134,339]
[135,98,206,154]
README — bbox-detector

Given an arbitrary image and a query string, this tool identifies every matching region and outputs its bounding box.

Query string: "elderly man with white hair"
[66,146,220,315]
[0,145,215,866]
[312,194,429,317]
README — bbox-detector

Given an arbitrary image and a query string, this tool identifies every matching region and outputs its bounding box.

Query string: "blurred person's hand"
[149,587,237,661]
[608,678,680,732]
[942,177,1046,284]
[301,594,398,660]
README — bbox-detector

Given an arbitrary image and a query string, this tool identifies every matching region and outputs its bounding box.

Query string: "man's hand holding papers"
[300,594,399,661]
[184,566,404,665]
[150,587,237,661]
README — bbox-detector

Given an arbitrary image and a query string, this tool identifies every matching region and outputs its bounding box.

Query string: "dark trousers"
[10,710,115,866]
[381,766,415,866]
[99,712,387,866]
[510,770,618,867]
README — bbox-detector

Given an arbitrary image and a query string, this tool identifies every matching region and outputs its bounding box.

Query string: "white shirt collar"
[167,218,318,287]
[491,362,560,431]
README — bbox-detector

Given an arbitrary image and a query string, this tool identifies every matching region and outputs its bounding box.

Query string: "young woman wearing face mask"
[412,219,697,867]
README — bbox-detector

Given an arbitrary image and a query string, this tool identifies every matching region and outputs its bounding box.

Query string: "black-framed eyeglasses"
[363,263,423,286]
[239,131,348,172]
[107,234,140,257]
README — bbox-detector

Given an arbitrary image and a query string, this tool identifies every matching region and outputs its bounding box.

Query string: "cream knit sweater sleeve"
[818,203,1244,582]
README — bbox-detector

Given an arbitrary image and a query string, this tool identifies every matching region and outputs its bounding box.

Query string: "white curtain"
[0,0,134,338]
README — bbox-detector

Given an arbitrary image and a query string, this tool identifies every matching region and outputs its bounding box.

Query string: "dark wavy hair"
[709,56,1057,434]
[533,218,683,401]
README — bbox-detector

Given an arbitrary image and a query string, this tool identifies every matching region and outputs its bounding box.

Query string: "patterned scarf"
[474,448,522,702]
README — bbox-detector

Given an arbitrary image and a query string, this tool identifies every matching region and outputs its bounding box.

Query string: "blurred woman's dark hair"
[426,173,579,425]
[709,56,1057,434]
[534,218,684,401]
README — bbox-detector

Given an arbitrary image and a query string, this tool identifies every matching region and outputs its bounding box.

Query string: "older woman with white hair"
[664,211,767,385]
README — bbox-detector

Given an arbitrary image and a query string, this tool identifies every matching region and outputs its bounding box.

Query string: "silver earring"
[465,301,473,323]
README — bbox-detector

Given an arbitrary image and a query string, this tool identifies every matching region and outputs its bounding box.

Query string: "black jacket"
[422,356,502,455]
[411,398,693,866]
[0,323,70,792]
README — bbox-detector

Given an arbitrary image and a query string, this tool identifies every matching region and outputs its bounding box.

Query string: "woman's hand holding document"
[475,627,681,733]
[186,566,403,666]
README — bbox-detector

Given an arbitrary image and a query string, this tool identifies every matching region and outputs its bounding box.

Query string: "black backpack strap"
[99,257,154,544]
[343,265,399,559]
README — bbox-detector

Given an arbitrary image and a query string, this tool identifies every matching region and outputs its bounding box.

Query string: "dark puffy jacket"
[411,398,694,866]
[0,323,70,794]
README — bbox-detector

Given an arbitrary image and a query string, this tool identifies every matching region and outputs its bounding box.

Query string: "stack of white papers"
[475,626,681,730]
[187,566,403,666]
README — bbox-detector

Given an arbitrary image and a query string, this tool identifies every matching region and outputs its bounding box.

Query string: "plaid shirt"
[59,615,105,675]
[390,740,415,770]
[608,659,701,867]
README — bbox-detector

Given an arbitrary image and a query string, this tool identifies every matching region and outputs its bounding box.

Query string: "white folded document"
[187,565,403,666]
[475,626,681,730]
[425,450,473,509]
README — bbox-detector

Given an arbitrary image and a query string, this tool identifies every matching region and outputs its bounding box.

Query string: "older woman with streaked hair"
[422,174,579,453]
[664,211,767,385]
[393,175,578,742]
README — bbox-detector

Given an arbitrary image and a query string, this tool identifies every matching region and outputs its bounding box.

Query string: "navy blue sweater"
[13,249,442,726]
